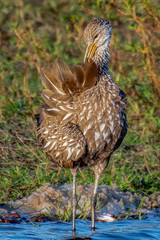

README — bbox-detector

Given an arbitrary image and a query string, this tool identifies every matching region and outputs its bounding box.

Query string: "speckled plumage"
[36,18,127,231]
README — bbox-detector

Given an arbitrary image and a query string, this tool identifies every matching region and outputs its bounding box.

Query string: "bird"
[36,18,127,232]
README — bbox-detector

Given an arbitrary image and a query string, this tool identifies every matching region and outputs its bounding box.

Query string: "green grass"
[0,0,160,202]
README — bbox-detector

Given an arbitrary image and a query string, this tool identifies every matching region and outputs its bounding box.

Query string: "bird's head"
[83,19,112,66]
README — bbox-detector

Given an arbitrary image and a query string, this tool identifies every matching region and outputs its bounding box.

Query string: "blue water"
[0,211,159,240]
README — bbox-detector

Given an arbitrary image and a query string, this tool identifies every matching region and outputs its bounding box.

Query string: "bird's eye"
[94,34,98,40]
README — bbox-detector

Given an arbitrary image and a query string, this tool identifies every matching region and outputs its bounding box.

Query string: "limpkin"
[36,18,127,232]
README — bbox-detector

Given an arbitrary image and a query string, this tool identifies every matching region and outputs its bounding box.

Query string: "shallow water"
[0,211,159,240]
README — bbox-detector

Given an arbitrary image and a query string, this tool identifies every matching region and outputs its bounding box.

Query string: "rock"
[8,183,143,217]
[1,183,160,221]
[0,211,22,224]
[142,196,151,208]
[142,192,160,209]
[151,200,159,209]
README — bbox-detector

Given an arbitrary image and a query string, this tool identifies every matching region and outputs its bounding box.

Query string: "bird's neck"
[94,46,110,76]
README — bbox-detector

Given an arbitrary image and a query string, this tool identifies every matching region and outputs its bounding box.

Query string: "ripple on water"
[0,211,159,240]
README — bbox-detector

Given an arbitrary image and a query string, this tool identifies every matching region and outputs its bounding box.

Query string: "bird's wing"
[37,121,86,168]
[40,59,98,124]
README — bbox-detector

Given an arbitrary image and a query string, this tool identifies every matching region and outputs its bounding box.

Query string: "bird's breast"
[76,81,126,157]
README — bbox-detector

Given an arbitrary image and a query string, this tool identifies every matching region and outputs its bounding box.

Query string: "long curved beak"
[84,43,97,63]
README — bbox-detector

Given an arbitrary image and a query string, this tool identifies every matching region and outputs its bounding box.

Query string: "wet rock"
[5,212,21,218]
[0,211,22,223]
[29,213,57,222]
[29,214,45,222]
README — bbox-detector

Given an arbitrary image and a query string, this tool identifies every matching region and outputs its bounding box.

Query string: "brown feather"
[41,59,98,98]
[42,89,68,107]
[54,59,74,83]
[41,103,60,117]
[40,59,98,120]
[54,60,76,94]
[72,65,84,89]
[82,60,98,89]
[41,67,63,94]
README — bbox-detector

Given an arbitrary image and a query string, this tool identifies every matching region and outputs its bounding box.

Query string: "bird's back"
[74,73,127,167]
[37,59,127,168]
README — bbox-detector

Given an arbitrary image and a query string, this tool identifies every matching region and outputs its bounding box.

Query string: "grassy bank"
[0,0,160,202]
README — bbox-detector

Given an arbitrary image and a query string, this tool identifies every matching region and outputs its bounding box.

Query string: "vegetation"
[0,0,160,202]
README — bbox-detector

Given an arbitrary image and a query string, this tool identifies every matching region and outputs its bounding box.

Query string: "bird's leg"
[71,165,79,233]
[91,161,108,231]
[91,173,100,231]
